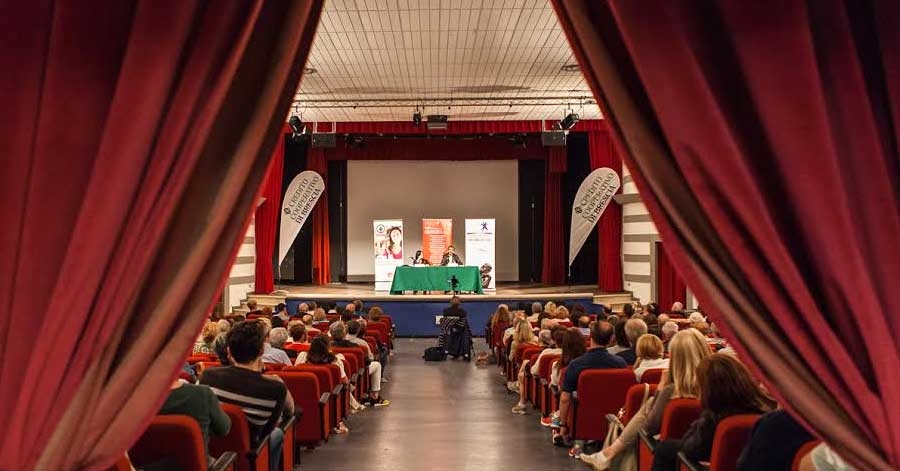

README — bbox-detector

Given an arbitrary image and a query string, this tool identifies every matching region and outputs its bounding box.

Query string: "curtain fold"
[588,130,624,292]
[0,1,323,469]
[655,242,686,311]
[541,147,567,284]
[552,0,900,469]
[308,147,331,285]
[254,126,288,294]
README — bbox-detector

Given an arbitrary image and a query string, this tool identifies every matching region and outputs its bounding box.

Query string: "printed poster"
[422,218,452,266]
[465,219,496,291]
[373,219,403,291]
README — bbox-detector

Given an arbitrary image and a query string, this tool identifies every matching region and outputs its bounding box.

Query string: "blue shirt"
[561,347,627,393]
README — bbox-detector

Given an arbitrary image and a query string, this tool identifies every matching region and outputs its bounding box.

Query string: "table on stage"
[389,265,484,294]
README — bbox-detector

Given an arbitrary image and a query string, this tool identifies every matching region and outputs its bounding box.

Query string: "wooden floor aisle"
[298,338,585,471]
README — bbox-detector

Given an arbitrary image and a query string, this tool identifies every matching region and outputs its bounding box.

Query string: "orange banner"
[422,219,452,265]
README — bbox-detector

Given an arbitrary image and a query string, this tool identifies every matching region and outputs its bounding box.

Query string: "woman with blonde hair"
[192,321,219,354]
[633,334,669,382]
[555,305,570,320]
[581,328,711,470]
[491,304,511,329]
[507,319,539,390]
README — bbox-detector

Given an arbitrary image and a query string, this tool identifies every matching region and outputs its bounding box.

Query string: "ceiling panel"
[294,0,600,122]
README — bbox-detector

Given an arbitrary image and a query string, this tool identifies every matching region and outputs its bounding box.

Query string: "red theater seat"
[209,403,270,471]
[130,415,237,471]
[639,398,702,471]
[285,364,340,433]
[792,440,821,471]
[274,372,330,449]
[571,368,636,440]
[537,353,561,416]
[640,368,665,385]
[678,414,759,471]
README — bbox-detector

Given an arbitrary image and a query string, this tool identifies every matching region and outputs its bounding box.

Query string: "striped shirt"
[200,366,287,445]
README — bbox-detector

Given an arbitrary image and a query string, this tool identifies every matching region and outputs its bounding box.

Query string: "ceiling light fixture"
[412,105,422,126]
[558,110,580,131]
[288,111,307,142]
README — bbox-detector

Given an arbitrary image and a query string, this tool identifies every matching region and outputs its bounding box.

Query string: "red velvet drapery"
[553,0,900,468]
[655,241,686,311]
[588,130,623,292]
[254,126,289,294]
[0,1,323,469]
[542,147,567,284]
[308,148,331,285]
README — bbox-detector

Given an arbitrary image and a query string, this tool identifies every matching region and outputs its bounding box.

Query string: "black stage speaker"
[427,114,448,130]
[311,133,336,148]
[541,130,567,146]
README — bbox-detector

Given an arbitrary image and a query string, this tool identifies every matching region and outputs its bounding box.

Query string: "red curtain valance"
[313,119,606,135]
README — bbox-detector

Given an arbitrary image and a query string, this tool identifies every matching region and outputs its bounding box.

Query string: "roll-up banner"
[465,218,496,291]
[422,218,452,266]
[568,167,621,266]
[279,171,325,265]
[373,219,404,291]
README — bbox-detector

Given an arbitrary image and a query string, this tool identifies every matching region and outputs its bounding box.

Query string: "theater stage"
[247,283,632,337]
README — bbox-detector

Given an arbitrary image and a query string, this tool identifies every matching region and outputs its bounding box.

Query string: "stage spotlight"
[413,111,422,126]
[289,115,307,142]
[558,112,579,130]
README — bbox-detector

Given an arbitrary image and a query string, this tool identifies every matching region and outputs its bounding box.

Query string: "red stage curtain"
[588,130,623,292]
[655,242,686,311]
[0,1,323,470]
[316,119,606,135]
[554,0,900,469]
[308,148,331,285]
[542,147,567,284]
[254,126,289,294]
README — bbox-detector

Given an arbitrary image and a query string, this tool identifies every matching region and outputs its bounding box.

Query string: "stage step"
[593,292,635,312]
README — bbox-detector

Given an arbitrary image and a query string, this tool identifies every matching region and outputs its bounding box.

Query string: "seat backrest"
[708,414,759,470]
[640,368,665,385]
[366,322,389,344]
[622,383,659,424]
[537,353,561,381]
[380,315,394,329]
[518,345,543,365]
[263,362,285,372]
[492,322,510,348]
[284,343,310,352]
[659,398,702,439]
[792,440,821,471]
[313,322,330,331]
[131,415,207,471]
[332,349,359,377]
[574,368,636,439]
[209,403,252,463]
[285,364,335,391]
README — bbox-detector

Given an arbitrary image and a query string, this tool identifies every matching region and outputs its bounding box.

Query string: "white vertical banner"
[465,218,496,291]
[569,167,621,266]
[373,220,404,291]
[279,171,325,265]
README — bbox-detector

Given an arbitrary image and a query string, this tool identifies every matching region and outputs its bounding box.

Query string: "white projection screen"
[347,160,519,281]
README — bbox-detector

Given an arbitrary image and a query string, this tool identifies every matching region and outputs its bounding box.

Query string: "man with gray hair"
[662,321,679,350]
[526,301,543,322]
[616,318,648,365]
[260,324,291,366]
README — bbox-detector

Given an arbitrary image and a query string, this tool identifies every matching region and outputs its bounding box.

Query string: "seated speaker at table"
[440,245,463,266]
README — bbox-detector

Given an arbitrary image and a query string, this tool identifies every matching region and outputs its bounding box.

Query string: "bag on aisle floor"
[423,346,447,361]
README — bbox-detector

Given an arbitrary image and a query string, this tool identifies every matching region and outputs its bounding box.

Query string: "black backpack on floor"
[423,346,447,361]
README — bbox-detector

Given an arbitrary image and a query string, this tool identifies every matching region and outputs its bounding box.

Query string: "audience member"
[296,336,354,432]
[443,296,467,318]
[287,322,307,345]
[801,443,859,471]
[368,306,384,322]
[260,323,291,366]
[736,409,815,471]
[650,353,775,471]
[491,304,512,330]
[193,321,219,355]
[297,303,309,318]
[555,306,570,321]
[608,321,630,355]
[644,313,659,326]
[301,315,320,334]
[526,302,543,323]
[261,306,273,318]
[552,328,587,391]
[569,303,586,325]
[556,322,625,445]
[633,334,669,381]
[246,299,260,316]
[200,321,294,471]
[657,313,670,326]
[159,378,231,457]
[512,327,565,419]
[661,321,679,347]
[622,303,635,318]
[274,303,289,323]
[616,318,648,365]
[645,302,660,317]
[580,328,711,470]
[577,316,591,336]
[216,319,231,335]
[331,322,389,407]
[312,308,327,323]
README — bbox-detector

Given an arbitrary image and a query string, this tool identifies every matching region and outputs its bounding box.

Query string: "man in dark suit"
[442,296,467,318]
[440,245,463,266]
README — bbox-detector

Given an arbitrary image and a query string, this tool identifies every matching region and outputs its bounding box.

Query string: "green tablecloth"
[390,266,484,294]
